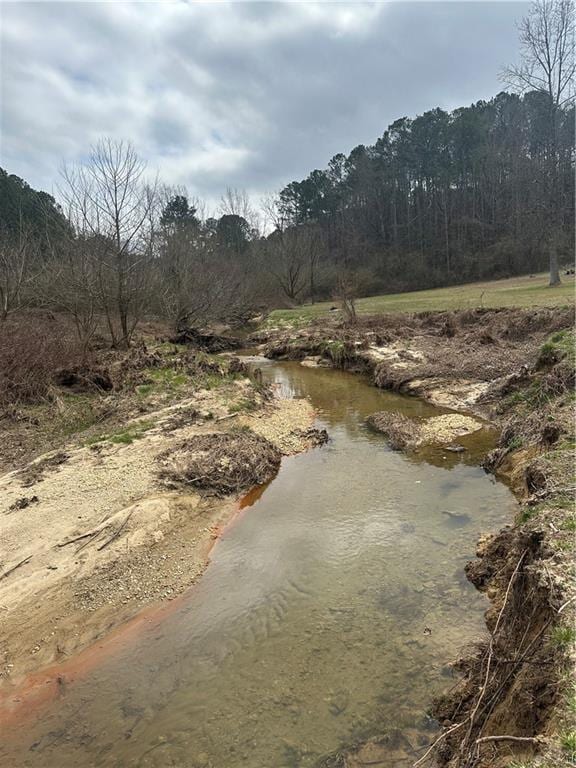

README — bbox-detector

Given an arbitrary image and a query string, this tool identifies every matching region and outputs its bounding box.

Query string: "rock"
[442,510,471,526]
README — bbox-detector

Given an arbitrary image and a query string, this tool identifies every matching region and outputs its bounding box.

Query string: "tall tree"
[502,0,575,284]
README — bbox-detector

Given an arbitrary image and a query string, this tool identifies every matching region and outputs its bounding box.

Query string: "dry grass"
[268,273,575,327]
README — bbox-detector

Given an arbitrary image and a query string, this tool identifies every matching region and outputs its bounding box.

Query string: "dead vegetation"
[366,412,421,450]
[167,326,243,352]
[157,429,282,495]
[0,314,92,407]
[367,411,483,451]
[261,307,575,390]
[0,312,252,473]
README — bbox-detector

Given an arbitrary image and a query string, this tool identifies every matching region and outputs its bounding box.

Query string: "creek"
[0,359,518,767]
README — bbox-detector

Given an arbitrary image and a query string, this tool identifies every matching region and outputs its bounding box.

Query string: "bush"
[0,314,89,407]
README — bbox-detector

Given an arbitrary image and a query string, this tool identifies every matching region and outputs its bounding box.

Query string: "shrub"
[0,314,89,407]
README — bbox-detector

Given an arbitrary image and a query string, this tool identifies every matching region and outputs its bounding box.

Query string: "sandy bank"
[0,382,316,684]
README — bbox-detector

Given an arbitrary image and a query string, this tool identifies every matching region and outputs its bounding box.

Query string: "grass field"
[268,272,575,326]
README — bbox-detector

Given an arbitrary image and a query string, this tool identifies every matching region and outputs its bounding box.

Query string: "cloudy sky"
[1,1,529,210]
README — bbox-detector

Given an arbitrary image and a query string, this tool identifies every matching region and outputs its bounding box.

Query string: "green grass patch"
[552,626,576,649]
[266,273,575,326]
[507,435,524,451]
[147,367,188,388]
[136,383,154,397]
[229,397,258,414]
[538,329,576,368]
[86,419,154,446]
[561,730,576,761]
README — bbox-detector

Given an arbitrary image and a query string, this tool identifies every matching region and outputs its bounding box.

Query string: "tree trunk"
[549,236,561,286]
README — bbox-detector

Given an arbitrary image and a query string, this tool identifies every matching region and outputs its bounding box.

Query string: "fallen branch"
[57,529,103,547]
[412,721,467,767]
[558,595,576,614]
[96,510,134,552]
[1,555,32,580]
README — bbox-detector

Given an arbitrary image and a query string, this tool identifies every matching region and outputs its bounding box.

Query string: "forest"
[275,90,575,298]
[2,87,574,348]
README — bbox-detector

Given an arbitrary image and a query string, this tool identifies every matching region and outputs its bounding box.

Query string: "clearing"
[268,272,575,326]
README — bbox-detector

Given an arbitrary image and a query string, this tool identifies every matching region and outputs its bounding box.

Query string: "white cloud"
[0,1,529,207]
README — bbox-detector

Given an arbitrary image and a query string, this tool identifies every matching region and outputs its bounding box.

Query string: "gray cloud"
[0,1,530,210]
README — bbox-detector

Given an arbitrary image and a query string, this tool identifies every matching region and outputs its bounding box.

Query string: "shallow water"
[0,361,517,768]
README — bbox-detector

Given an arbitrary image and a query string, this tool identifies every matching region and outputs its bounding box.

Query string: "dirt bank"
[0,367,317,685]
[259,306,574,414]
[259,310,575,768]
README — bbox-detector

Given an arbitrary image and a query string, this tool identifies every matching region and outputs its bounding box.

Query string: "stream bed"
[0,360,518,767]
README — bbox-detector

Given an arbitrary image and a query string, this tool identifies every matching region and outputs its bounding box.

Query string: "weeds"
[561,730,576,761]
[0,314,90,407]
[86,419,154,446]
[551,626,576,649]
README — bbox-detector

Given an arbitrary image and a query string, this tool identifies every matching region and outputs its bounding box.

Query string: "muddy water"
[0,361,517,768]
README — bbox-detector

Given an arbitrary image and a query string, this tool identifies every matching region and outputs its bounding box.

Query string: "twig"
[1,555,32,580]
[56,529,102,547]
[475,735,539,745]
[216,412,239,421]
[412,721,467,767]
[96,510,134,551]
[558,595,576,614]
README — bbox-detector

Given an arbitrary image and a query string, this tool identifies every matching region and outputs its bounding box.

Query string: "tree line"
[273,89,574,299]
[271,0,575,298]
[1,89,573,348]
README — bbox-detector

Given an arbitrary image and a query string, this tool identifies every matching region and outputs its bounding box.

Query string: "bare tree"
[334,271,358,323]
[220,187,260,233]
[39,236,100,352]
[0,235,31,325]
[501,0,575,285]
[59,139,158,346]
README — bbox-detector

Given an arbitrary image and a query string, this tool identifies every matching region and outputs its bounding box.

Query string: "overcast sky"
[1,1,529,211]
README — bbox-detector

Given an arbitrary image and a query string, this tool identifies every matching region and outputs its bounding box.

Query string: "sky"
[0,0,530,212]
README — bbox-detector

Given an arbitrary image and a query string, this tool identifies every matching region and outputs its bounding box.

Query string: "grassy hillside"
[268,272,575,326]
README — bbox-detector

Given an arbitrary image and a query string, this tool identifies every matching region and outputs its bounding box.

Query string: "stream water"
[0,360,518,768]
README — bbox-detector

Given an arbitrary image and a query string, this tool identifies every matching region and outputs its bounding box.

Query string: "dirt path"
[0,382,315,684]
